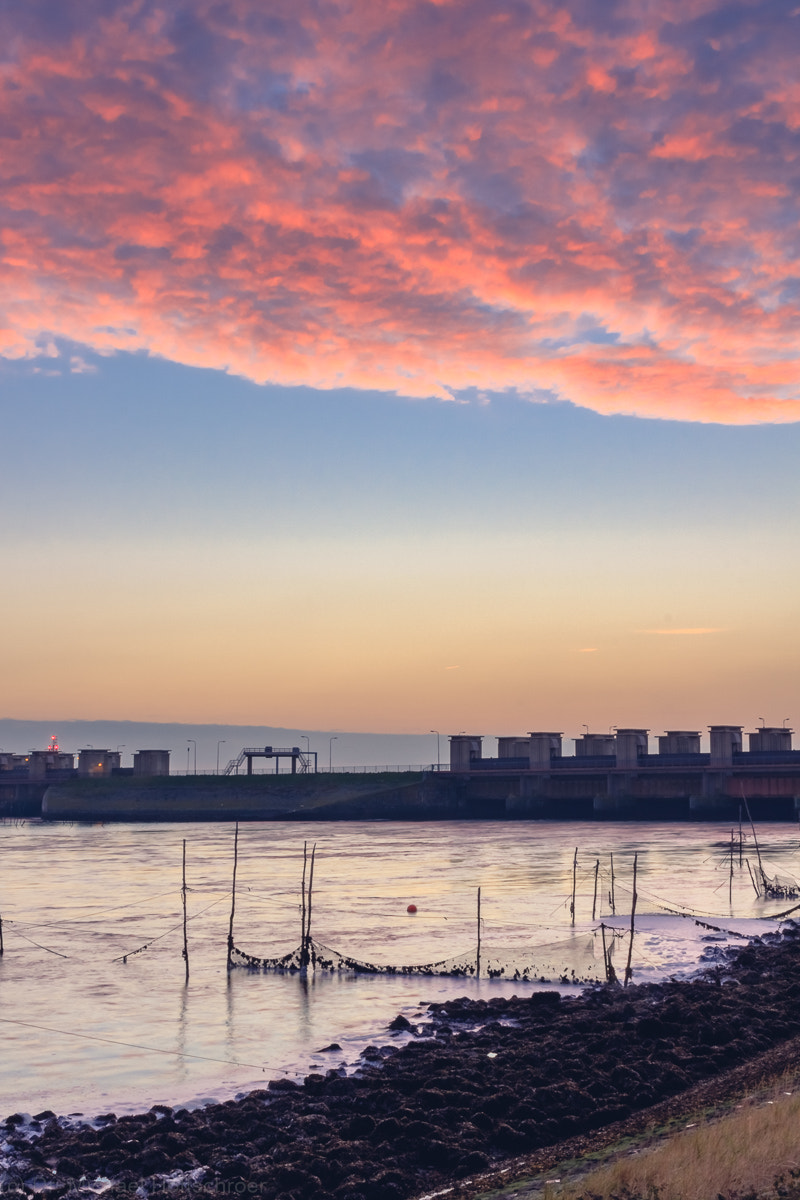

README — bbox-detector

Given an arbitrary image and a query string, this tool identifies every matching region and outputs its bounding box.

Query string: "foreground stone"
[4,926,800,1200]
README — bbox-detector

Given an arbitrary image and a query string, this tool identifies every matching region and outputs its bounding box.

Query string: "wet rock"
[55,1156,83,1178]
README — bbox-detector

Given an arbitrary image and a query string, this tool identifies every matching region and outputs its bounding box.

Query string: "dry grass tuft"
[548,1082,800,1200]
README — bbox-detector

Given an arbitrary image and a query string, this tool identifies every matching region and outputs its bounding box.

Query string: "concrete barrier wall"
[41,773,463,822]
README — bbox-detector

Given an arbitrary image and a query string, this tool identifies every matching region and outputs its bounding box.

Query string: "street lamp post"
[216,740,226,774]
[430,729,440,770]
[329,735,338,773]
[187,739,197,775]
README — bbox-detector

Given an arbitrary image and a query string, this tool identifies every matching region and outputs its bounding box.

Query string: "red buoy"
[407,904,417,914]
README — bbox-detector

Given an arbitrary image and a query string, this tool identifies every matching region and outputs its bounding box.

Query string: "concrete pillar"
[497,737,531,759]
[748,727,793,753]
[575,734,616,757]
[658,731,701,755]
[78,749,120,777]
[449,735,483,771]
[527,732,562,770]
[614,729,648,769]
[709,726,742,768]
[133,750,170,777]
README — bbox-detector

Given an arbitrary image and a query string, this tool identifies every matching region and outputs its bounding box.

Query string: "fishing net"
[230,928,621,985]
[756,864,800,900]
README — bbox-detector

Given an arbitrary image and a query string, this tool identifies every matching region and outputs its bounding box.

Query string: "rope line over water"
[113,894,231,963]
[0,1016,281,1074]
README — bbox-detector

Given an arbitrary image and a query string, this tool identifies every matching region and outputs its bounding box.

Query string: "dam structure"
[4,725,800,822]
[448,726,800,818]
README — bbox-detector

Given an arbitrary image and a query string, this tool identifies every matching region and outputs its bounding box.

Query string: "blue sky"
[3,347,799,738]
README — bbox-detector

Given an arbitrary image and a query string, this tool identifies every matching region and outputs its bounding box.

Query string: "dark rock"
[56,1157,84,1178]
[457,1149,490,1174]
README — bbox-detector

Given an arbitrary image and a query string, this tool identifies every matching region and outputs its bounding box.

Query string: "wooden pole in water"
[570,847,578,925]
[739,806,744,867]
[182,838,189,982]
[742,793,765,891]
[600,922,611,982]
[610,852,616,916]
[745,858,760,897]
[624,852,638,987]
[305,844,316,968]
[226,822,239,970]
[0,910,3,956]
[592,859,599,921]
[300,841,308,966]
[476,887,481,979]
[729,829,734,907]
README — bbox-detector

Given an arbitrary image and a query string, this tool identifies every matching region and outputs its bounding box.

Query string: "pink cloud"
[1,0,800,422]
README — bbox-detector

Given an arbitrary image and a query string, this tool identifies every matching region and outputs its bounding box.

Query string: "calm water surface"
[1,819,798,1119]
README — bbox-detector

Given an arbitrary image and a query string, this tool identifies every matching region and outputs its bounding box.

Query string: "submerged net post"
[300,842,308,968]
[742,790,766,889]
[182,838,189,983]
[305,844,316,965]
[600,922,616,984]
[226,822,239,970]
[570,847,578,925]
[592,859,599,921]
[610,852,616,915]
[624,852,638,986]
[476,887,481,979]
[745,858,760,897]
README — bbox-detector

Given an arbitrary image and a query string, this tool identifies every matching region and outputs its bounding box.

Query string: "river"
[0,819,798,1119]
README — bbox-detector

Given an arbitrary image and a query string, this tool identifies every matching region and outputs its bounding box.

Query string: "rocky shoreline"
[4,926,800,1200]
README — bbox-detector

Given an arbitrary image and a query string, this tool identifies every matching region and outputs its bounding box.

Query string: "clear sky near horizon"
[2,0,799,741]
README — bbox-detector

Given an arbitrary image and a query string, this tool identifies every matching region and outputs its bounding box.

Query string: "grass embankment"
[478,1073,800,1200]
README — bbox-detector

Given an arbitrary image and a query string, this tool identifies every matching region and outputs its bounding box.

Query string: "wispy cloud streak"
[639,628,727,636]
[2,0,800,421]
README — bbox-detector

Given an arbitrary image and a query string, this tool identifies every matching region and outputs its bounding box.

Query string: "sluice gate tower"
[448,726,800,819]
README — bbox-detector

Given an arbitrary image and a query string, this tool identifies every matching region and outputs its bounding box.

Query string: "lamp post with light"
[329,736,338,773]
[216,740,226,775]
[430,729,440,770]
[187,739,197,775]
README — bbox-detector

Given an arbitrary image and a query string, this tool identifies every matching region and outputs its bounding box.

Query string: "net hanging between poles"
[756,865,800,900]
[229,929,621,985]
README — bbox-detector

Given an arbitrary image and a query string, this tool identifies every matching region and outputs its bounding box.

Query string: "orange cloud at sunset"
[2,0,800,422]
